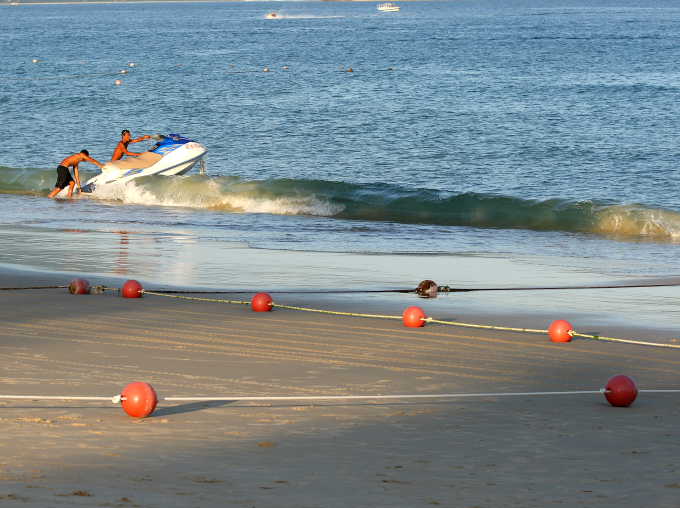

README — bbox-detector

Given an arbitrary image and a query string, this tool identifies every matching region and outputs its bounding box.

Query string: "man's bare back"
[48,150,103,199]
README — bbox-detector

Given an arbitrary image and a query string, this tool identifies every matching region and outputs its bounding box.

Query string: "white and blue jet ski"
[80,133,207,193]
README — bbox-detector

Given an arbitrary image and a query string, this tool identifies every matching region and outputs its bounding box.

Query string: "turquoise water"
[1,0,679,329]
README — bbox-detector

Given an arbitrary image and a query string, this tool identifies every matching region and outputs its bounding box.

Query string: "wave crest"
[1,166,679,241]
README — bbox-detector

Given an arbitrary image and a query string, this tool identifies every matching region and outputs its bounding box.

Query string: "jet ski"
[80,133,207,193]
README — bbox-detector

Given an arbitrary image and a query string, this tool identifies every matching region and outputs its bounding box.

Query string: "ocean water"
[1,0,679,330]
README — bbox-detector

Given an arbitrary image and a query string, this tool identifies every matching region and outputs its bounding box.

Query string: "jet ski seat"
[102,152,163,172]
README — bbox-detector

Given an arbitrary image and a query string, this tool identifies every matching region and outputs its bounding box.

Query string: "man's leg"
[66,181,75,198]
[47,187,61,198]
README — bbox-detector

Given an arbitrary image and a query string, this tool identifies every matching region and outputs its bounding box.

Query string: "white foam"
[90,179,344,217]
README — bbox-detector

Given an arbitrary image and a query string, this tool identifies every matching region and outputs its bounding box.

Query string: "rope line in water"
[141,280,680,295]
[0,285,67,291]
[437,281,680,293]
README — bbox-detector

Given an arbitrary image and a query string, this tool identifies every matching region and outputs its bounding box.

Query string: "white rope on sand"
[0,389,678,405]
[0,395,117,402]
[163,391,605,402]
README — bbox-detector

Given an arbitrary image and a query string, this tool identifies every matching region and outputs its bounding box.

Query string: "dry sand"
[1,267,679,507]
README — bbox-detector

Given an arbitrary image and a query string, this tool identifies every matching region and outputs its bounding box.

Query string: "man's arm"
[130,135,151,144]
[84,155,104,169]
[73,164,81,189]
[122,146,142,157]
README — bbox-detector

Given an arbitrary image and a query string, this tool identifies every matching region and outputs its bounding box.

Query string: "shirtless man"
[112,129,152,161]
[48,150,103,199]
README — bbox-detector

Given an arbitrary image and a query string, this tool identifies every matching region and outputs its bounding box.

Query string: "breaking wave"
[2,166,680,241]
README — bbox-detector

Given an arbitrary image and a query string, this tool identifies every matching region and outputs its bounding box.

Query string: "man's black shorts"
[55,165,74,189]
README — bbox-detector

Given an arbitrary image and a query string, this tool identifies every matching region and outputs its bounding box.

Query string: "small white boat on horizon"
[377,2,400,12]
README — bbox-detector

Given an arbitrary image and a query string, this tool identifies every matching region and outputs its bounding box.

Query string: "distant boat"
[265,12,279,19]
[377,2,400,12]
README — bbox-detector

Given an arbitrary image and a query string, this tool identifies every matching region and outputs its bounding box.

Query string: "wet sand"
[1,267,680,507]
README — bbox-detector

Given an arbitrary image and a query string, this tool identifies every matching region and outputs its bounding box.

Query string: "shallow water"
[0,0,679,330]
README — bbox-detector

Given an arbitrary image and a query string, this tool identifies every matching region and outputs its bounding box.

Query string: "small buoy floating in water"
[31,58,40,64]
[114,79,123,86]
[121,279,143,298]
[127,62,137,68]
[416,280,438,299]
[263,66,270,73]
[68,278,91,295]
[119,69,128,74]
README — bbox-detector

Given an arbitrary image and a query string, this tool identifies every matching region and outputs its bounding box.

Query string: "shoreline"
[1,263,680,507]
[2,261,677,346]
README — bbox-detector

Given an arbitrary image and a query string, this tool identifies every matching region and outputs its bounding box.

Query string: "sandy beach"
[0,267,678,507]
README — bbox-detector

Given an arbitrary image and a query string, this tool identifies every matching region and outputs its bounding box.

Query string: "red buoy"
[68,278,91,295]
[120,382,158,418]
[121,279,143,298]
[251,292,273,312]
[403,306,427,328]
[548,319,574,342]
[416,280,438,299]
[604,374,638,407]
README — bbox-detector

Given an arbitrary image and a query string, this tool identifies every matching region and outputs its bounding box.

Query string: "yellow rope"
[426,318,546,334]
[571,332,680,349]
[142,291,250,306]
[272,303,402,320]
[143,291,679,350]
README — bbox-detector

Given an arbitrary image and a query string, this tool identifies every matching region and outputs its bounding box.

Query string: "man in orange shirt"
[112,129,152,161]
[48,150,104,199]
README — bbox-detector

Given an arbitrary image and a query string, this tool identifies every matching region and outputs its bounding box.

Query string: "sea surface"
[1,0,679,330]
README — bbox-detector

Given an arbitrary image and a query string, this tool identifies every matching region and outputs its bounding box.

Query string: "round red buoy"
[121,279,143,298]
[604,374,638,407]
[68,278,91,295]
[251,292,273,312]
[120,382,158,418]
[548,319,574,343]
[403,306,427,328]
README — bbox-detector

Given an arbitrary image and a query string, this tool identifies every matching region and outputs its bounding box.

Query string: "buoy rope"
[271,303,403,320]
[3,389,680,405]
[0,285,68,291]
[0,395,118,402]
[143,291,678,350]
[140,280,680,296]
[570,332,680,349]
[142,290,250,306]
[145,288,413,295]
[437,281,680,293]
[425,318,546,334]
[0,72,124,82]
[163,390,606,402]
